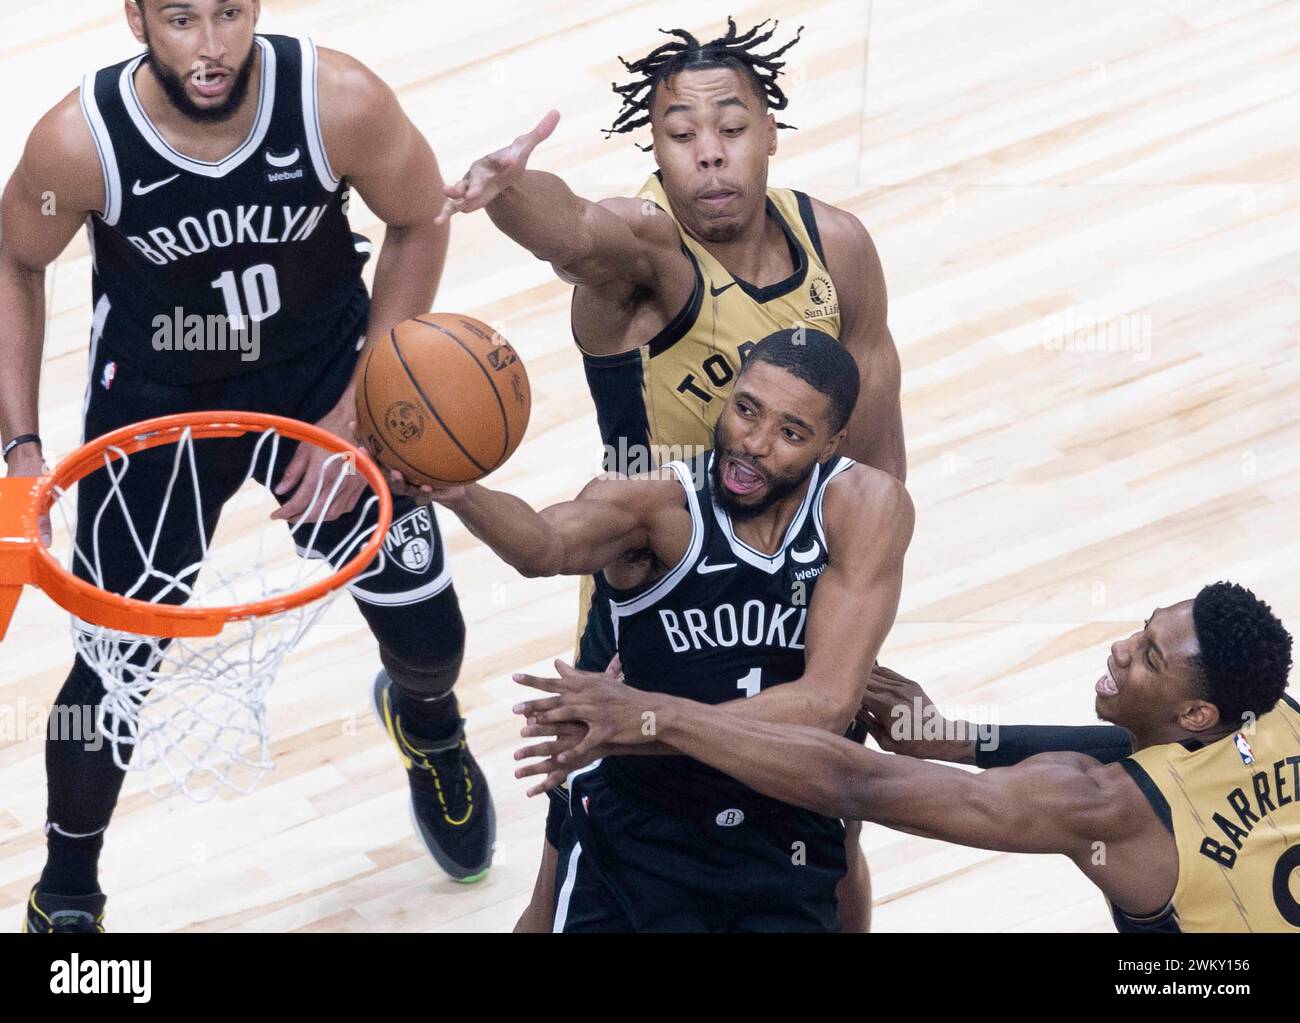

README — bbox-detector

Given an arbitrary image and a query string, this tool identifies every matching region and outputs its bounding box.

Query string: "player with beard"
[408,329,913,930]
[432,17,903,932]
[2,0,492,932]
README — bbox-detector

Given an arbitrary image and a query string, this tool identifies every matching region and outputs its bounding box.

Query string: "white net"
[47,423,385,801]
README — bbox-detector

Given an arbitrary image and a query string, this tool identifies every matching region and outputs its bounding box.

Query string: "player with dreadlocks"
[431,18,905,931]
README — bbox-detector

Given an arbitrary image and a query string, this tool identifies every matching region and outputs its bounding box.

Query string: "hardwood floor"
[1,0,1296,932]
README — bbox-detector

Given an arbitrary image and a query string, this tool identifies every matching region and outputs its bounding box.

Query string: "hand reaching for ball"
[384,468,466,506]
[353,313,531,493]
[345,418,464,506]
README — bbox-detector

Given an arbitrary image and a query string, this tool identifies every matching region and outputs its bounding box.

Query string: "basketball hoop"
[0,412,393,800]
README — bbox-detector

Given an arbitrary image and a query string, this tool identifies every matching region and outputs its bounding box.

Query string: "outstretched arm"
[513,468,914,786]
[436,112,691,294]
[656,697,1129,856]
[861,664,1135,766]
[434,473,688,579]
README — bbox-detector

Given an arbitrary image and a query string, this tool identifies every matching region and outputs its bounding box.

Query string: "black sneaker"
[371,671,495,882]
[24,888,106,933]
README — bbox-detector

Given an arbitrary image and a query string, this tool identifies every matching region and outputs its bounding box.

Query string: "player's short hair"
[740,327,860,433]
[605,18,803,143]
[1191,581,1293,727]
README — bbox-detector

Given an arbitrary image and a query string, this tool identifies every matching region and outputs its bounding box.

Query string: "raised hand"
[434,110,561,225]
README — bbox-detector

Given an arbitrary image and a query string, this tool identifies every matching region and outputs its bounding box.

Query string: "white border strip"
[608,460,705,620]
[348,560,453,606]
[118,36,275,178]
[79,74,121,225]
[552,841,583,933]
[301,38,340,191]
[713,453,821,574]
[81,294,112,430]
[812,456,857,552]
[553,756,605,931]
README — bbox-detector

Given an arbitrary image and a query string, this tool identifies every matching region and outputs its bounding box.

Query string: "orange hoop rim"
[28,411,393,638]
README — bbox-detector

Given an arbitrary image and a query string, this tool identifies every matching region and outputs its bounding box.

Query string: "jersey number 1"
[211,264,281,323]
[736,667,762,698]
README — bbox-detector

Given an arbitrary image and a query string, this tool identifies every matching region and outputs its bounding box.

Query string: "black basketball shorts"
[546,587,869,850]
[550,761,847,932]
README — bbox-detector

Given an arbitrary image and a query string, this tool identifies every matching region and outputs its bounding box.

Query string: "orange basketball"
[355,313,531,487]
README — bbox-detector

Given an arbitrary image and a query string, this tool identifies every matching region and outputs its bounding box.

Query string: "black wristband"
[975,724,1134,769]
[2,434,41,461]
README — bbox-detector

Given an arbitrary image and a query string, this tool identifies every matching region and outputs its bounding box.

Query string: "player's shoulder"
[315,45,388,99]
[801,195,885,325]
[14,88,102,207]
[315,45,400,120]
[802,195,879,265]
[823,460,911,515]
[313,47,404,158]
[1019,753,1159,840]
[1088,752,1170,822]
[821,461,914,540]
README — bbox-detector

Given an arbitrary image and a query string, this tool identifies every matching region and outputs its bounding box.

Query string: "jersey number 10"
[211,264,282,323]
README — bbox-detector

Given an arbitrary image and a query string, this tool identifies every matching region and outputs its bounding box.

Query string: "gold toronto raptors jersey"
[579,171,842,470]
[574,173,843,656]
[1113,692,1300,932]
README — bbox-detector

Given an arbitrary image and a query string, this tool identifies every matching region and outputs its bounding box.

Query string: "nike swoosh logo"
[131,174,180,196]
[697,557,737,575]
[790,539,822,564]
[264,147,301,168]
[709,280,738,297]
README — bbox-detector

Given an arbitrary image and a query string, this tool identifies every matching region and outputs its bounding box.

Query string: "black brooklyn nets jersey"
[79,34,368,383]
[596,449,856,816]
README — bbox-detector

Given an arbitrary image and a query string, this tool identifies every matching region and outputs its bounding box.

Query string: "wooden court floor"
[0,0,1297,931]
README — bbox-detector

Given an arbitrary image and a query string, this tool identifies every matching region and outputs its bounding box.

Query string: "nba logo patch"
[581,795,590,814]
[100,360,117,390]
[1234,733,1255,765]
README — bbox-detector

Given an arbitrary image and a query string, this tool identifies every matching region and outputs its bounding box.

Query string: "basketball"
[15,0,1300,953]
[355,313,531,486]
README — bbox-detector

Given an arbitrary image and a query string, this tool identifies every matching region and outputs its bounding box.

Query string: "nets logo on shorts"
[384,506,435,575]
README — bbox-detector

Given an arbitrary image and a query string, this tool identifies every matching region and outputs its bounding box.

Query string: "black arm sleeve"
[975,724,1133,768]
